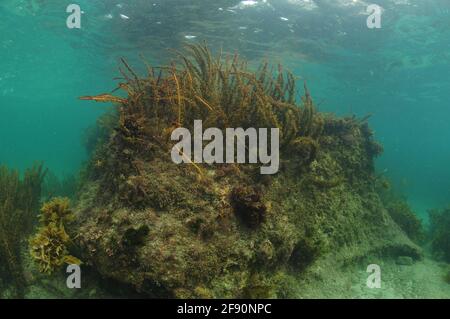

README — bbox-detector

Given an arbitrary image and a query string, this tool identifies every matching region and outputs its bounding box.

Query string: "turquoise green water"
[1,1,449,219]
[1,2,450,298]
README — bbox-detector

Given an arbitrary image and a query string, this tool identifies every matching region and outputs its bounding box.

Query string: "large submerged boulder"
[73,44,421,298]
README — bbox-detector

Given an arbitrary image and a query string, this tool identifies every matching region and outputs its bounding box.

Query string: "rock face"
[396,256,414,266]
[72,44,422,298]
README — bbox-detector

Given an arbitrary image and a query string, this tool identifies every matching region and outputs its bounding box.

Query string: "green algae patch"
[72,43,422,298]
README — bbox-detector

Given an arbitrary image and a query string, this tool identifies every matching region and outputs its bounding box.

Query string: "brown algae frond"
[29,197,81,274]
[81,42,323,157]
[0,163,46,297]
[79,43,326,200]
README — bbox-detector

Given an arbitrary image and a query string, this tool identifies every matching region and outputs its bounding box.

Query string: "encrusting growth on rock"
[72,43,422,298]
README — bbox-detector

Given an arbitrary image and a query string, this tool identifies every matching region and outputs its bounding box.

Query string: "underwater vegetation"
[385,199,425,244]
[42,171,79,202]
[428,207,450,263]
[446,266,450,285]
[0,163,46,298]
[82,110,118,156]
[375,177,426,245]
[70,43,422,298]
[29,197,81,274]
[81,42,325,202]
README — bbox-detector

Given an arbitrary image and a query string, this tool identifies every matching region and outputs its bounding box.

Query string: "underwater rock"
[122,225,150,247]
[289,238,323,271]
[290,137,319,167]
[396,256,414,266]
[445,268,450,285]
[231,186,267,229]
[385,200,425,244]
[428,207,450,262]
[72,44,422,298]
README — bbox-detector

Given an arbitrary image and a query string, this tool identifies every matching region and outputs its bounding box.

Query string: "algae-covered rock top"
[71,44,422,298]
